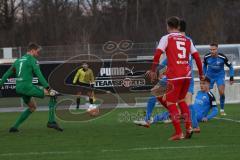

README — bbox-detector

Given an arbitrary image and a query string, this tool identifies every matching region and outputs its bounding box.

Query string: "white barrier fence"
[193,78,240,104]
[192,66,240,104]
[0,43,239,107]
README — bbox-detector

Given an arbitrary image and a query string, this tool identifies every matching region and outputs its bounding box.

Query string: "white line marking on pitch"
[214,117,240,123]
[0,151,73,157]
[0,145,239,157]
[0,146,206,156]
[101,145,207,152]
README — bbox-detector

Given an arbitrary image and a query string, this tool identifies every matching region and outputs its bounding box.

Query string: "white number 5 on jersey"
[176,41,186,59]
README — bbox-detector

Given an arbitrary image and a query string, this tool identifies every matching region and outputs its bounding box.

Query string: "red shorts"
[166,78,190,103]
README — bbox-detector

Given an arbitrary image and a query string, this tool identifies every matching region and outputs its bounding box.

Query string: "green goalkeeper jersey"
[0,54,49,88]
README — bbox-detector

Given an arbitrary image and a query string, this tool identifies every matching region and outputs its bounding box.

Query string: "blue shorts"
[188,78,194,94]
[208,75,225,89]
[158,77,167,86]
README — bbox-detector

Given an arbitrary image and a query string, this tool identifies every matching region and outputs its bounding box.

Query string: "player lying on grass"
[203,43,234,116]
[0,43,63,132]
[151,77,218,133]
[147,16,203,140]
[189,77,218,132]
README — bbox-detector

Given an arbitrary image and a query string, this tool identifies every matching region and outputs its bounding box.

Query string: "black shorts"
[77,82,91,87]
[76,82,93,94]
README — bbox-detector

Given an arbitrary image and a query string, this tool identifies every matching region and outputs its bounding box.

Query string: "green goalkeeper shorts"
[16,84,45,104]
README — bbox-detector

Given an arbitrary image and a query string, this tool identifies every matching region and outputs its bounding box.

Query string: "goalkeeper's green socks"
[13,108,32,129]
[48,97,57,123]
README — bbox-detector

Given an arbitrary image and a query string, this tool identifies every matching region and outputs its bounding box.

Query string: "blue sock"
[190,105,199,128]
[220,94,225,110]
[144,96,157,121]
[153,111,169,123]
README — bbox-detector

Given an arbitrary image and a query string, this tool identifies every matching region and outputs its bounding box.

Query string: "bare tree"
[0,0,240,47]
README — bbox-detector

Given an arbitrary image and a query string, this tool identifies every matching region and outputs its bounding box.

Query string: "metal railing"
[1,43,240,65]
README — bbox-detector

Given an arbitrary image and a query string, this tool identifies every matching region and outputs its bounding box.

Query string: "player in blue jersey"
[190,77,218,132]
[152,77,218,133]
[203,43,234,116]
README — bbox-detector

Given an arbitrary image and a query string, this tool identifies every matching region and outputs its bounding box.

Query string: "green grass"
[0,104,240,160]
[0,96,102,108]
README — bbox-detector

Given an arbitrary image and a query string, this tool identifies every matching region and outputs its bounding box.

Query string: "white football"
[87,104,100,116]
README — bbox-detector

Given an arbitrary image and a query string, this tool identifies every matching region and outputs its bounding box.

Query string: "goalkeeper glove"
[48,88,59,97]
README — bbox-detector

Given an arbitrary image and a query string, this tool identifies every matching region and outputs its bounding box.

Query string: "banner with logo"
[0,59,153,97]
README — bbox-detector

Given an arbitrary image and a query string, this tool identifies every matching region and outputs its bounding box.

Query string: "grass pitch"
[0,104,240,160]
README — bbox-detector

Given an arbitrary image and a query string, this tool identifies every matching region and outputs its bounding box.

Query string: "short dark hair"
[204,77,211,83]
[167,16,180,29]
[27,42,41,51]
[82,62,88,66]
[210,42,218,47]
[179,19,186,32]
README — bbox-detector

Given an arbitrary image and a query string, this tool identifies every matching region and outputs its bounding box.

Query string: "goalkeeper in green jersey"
[0,43,63,132]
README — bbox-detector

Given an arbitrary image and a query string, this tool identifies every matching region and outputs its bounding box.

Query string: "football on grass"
[87,105,100,116]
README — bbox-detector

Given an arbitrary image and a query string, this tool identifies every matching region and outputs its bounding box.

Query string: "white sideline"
[0,151,74,157]
[0,146,209,157]
[0,145,239,157]
[101,145,207,152]
[214,117,240,123]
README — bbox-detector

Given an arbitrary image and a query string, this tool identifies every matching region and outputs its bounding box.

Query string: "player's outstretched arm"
[152,49,163,72]
[31,57,49,88]
[146,49,163,83]
[0,65,15,87]
[147,36,167,83]
[206,92,218,120]
[229,66,234,85]
[203,55,208,75]
[206,107,218,120]
[190,40,204,79]
[73,69,80,84]
[223,54,234,84]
